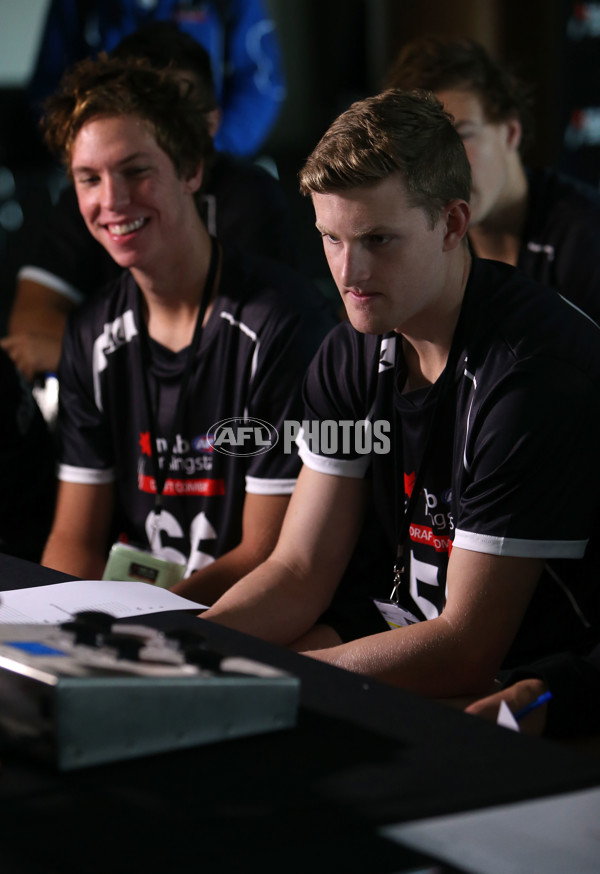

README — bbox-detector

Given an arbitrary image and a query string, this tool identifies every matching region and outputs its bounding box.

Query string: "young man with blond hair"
[203,89,600,699]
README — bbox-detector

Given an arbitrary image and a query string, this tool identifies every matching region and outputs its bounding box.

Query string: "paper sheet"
[0,579,206,624]
[380,786,600,874]
[496,699,520,732]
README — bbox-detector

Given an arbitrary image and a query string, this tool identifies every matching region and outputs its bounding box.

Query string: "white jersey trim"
[18,266,83,304]
[297,440,369,478]
[245,476,297,495]
[454,528,588,558]
[219,311,260,418]
[58,463,115,485]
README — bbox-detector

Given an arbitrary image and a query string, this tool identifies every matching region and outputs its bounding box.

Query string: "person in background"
[39,55,334,604]
[201,89,600,699]
[0,346,56,563]
[387,34,600,323]
[1,21,298,384]
[28,0,285,158]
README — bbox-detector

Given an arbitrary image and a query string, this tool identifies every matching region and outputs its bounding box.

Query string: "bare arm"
[203,466,370,644]
[302,546,544,698]
[42,481,114,580]
[170,492,290,606]
[0,279,74,380]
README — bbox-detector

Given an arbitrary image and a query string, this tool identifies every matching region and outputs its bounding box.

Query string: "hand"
[0,333,62,382]
[465,676,550,736]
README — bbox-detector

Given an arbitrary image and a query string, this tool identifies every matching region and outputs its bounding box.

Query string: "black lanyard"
[138,236,220,539]
[390,286,470,603]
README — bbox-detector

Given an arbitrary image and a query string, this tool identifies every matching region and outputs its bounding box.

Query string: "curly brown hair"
[42,53,214,180]
[387,35,534,155]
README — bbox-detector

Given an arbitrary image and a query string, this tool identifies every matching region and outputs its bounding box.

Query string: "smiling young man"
[387,35,600,324]
[40,56,334,604]
[203,89,600,698]
[3,23,296,384]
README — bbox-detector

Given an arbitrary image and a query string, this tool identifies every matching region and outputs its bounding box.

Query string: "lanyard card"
[372,598,421,630]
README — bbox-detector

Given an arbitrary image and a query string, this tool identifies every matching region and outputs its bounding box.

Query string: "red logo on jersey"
[404,471,415,498]
[138,473,225,497]
[409,523,451,553]
[139,431,152,456]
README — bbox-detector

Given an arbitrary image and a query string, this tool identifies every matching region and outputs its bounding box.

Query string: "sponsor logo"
[409,523,451,553]
[138,473,225,497]
[139,431,152,457]
[192,434,215,454]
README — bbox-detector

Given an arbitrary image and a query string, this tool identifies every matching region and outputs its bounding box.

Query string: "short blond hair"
[299,88,471,227]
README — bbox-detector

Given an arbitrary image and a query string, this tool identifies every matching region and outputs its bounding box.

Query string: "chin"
[347,313,389,336]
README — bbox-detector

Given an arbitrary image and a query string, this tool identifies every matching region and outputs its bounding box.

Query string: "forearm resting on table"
[0,279,72,379]
[202,553,334,646]
[171,545,276,607]
[302,549,544,698]
[172,492,291,606]
[300,612,501,698]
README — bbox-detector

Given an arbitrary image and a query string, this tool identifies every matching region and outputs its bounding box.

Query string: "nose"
[340,244,369,288]
[100,174,130,212]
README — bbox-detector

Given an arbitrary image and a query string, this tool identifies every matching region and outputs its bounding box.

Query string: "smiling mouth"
[106,217,147,236]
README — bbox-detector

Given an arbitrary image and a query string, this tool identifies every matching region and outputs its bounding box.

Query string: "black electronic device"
[0,612,299,770]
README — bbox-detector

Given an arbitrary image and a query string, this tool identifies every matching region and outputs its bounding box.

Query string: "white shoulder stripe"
[219,310,258,343]
[18,266,83,304]
[297,440,369,478]
[58,464,115,485]
[453,528,588,558]
[462,367,477,474]
[557,292,600,329]
[245,476,297,495]
[219,311,260,418]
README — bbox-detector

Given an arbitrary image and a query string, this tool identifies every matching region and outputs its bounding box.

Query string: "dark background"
[0,0,597,327]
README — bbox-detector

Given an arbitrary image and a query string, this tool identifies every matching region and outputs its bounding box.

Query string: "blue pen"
[513,690,553,722]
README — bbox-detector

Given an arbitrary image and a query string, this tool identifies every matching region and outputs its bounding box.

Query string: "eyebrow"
[72,151,152,174]
[315,221,394,238]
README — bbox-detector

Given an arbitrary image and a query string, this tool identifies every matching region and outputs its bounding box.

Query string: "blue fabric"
[29,0,285,156]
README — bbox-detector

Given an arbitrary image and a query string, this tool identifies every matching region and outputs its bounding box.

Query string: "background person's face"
[436,88,519,225]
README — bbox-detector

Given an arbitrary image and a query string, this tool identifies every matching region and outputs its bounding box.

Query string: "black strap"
[138,236,220,536]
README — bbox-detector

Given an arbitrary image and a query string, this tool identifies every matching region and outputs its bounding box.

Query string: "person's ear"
[184,161,204,194]
[505,117,522,152]
[441,199,471,250]
[206,108,222,138]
